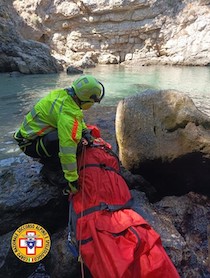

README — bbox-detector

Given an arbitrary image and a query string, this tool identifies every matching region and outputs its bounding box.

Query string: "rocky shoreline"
[1,92,210,277]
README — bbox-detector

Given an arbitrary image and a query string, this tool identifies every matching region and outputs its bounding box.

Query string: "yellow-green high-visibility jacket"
[19,88,87,182]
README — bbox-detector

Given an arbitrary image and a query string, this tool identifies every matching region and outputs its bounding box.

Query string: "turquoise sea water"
[1,64,210,160]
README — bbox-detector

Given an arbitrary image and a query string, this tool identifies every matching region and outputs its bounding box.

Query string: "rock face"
[8,0,210,68]
[116,89,210,197]
[0,0,61,73]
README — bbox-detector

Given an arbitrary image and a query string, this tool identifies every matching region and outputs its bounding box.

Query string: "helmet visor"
[90,82,105,103]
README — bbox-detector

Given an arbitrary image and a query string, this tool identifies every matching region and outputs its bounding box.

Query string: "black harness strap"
[79,163,120,174]
[77,198,133,219]
[80,230,128,245]
[80,237,93,245]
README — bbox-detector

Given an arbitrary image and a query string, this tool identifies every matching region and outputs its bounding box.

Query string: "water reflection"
[1,65,210,160]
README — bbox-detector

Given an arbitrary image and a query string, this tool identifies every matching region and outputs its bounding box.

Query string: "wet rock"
[66,66,83,75]
[27,264,50,278]
[9,71,24,77]
[0,156,69,235]
[153,192,210,277]
[0,231,13,269]
[45,227,91,278]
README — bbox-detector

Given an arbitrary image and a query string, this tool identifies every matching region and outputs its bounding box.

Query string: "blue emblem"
[26,239,36,249]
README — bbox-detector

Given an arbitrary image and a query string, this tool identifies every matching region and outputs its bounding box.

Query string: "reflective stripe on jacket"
[19,88,87,182]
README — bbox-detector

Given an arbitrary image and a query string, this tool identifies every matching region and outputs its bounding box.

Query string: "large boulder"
[116,89,210,197]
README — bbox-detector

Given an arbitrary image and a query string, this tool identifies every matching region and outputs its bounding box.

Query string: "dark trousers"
[18,131,61,170]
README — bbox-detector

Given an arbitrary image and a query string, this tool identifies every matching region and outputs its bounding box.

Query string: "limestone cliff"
[11,0,210,68]
[1,0,210,72]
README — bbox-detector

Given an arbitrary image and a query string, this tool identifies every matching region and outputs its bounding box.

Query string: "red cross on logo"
[19,231,43,255]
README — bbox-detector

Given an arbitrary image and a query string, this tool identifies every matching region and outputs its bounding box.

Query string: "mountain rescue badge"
[11,223,51,263]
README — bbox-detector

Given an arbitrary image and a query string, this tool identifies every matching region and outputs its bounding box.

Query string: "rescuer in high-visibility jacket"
[13,75,105,193]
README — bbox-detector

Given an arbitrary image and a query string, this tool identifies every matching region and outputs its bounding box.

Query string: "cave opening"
[133,152,210,202]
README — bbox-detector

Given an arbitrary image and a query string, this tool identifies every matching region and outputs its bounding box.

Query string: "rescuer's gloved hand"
[69,180,79,193]
[63,180,79,195]
[82,129,94,145]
